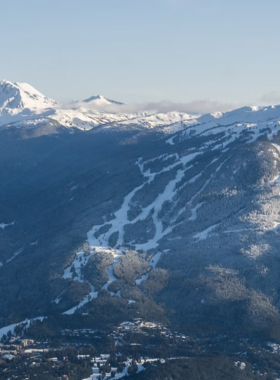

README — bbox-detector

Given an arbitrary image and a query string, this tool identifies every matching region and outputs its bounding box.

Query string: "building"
[21,339,34,347]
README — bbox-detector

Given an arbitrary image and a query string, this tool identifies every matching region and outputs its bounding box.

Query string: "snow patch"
[0,221,14,229]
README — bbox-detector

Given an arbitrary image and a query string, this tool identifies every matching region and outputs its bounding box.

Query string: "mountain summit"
[0,80,57,109]
[82,94,124,106]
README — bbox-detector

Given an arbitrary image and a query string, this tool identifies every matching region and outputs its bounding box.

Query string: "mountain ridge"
[2,80,280,138]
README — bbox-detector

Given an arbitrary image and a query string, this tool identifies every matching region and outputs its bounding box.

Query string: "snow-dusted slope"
[167,105,280,146]
[0,80,57,109]
[196,105,280,126]
[116,112,198,130]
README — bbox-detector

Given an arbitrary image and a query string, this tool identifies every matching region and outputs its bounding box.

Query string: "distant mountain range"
[1,79,280,135]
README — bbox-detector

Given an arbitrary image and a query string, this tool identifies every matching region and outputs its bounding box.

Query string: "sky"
[1,0,280,113]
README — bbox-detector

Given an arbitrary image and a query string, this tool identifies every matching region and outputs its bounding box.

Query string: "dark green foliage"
[82,251,113,289]
[128,358,261,380]
[113,250,151,284]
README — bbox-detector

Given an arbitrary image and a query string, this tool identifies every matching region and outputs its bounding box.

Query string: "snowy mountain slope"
[194,105,280,129]
[108,105,280,136]
[0,80,57,109]
[0,80,200,133]
[0,105,137,131]
[0,80,131,130]
[43,108,134,131]
[98,104,280,137]
[113,112,198,131]
[167,105,280,148]
[0,107,197,135]
[0,104,198,134]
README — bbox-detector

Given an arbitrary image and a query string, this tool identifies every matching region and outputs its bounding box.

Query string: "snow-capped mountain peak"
[0,80,57,109]
[82,94,124,106]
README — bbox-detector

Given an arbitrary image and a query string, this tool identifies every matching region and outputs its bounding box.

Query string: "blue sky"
[1,0,280,112]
